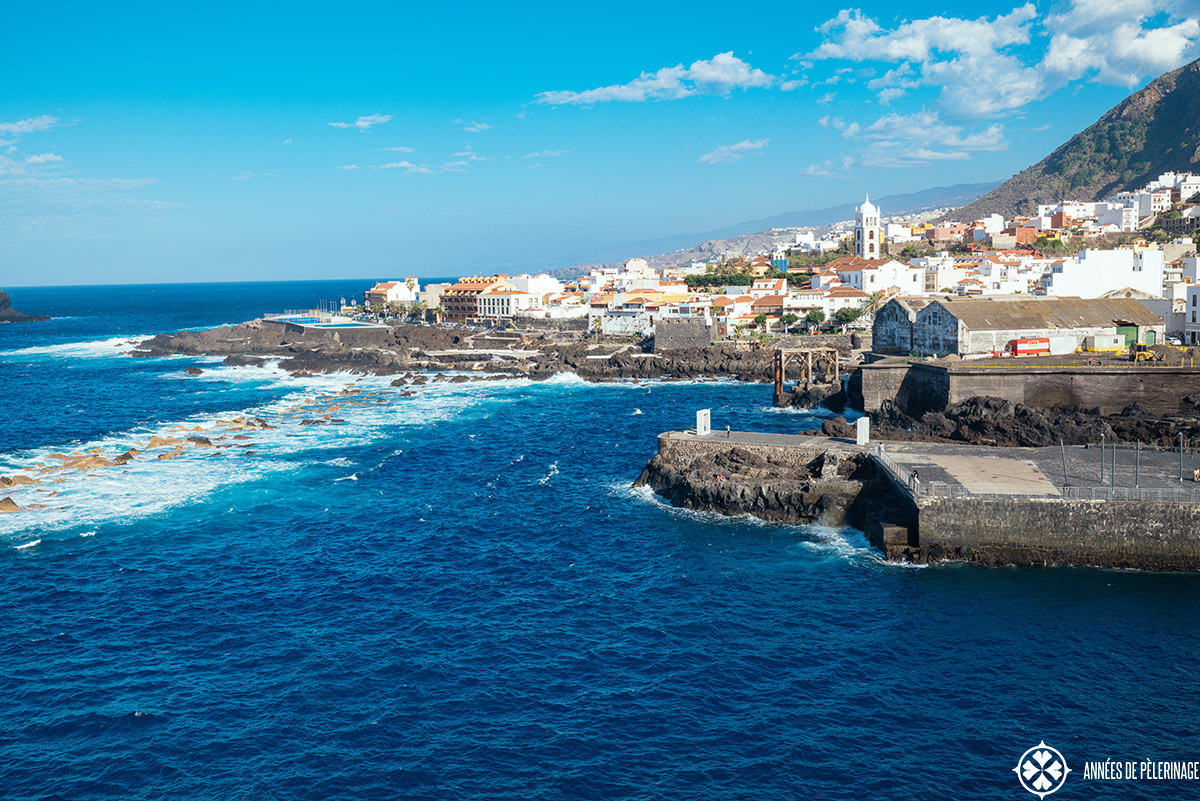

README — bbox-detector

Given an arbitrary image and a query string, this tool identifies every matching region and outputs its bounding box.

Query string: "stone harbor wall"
[654,318,714,352]
[859,360,1200,416]
[896,496,1200,571]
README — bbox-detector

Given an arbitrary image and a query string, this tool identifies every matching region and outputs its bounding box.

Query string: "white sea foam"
[15,539,40,550]
[0,335,154,360]
[631,408,643,415]
[0,373,538,541]
[334,474,358,482]
[537,462,560,485]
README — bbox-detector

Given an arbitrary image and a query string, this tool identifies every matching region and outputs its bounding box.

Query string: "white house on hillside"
[1039,249,1165,299]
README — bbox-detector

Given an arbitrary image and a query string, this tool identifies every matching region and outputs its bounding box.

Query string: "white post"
[696,409,711,437]
[856,416,870,446]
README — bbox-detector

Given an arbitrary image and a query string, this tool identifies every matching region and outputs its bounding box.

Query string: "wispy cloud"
[535,52,774,105]
[367,160,435,175]
[454,119,493,132]
[521,149,568,159]
[441,161,470,173]
[281,138,294,145]
[0,115,60,137]
[857,110,1006,167]
[379,145,414,152]
[451,150,491,162]
[697,138,769,165]
[329,113,392,131]
[231,170,275,182]
[340,164,361,170]
[25,153,64,165]
[802,156,857,176]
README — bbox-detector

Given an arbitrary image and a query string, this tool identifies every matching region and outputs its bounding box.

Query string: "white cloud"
[340,164,360,170]
[230,170,275,181]
[281,138,294,145]
[379,145,414,152]
[521,149,568,159]
[805,2,1200,117]
[535,52,774,105]
[329,114,392,131]
[367,160,435,175]
[0,115,59,137]
[697,138,769,165]
[856,110,1007,167]
[454,119,493,132]
[802,156,857,176]
[25,153,63,165]
[818,116,860,136]
[452,150,491,161]
[441,161,470,172]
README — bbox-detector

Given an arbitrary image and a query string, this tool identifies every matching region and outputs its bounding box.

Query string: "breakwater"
[637,430,1200,571]
[860,358,1200,417]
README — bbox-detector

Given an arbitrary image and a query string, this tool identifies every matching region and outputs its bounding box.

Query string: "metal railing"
[870,445,919,495]
[869,445,1200,503]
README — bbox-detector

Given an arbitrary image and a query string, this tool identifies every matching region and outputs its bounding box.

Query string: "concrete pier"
[646,430,1200,572]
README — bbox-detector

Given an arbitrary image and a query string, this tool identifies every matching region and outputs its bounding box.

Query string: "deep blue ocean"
[2,281,1199,800]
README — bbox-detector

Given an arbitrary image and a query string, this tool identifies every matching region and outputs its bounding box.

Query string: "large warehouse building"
[875,296,1164,357]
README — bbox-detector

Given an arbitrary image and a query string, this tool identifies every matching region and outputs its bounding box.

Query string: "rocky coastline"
[0,290,50,323]
[632,436,915,533]
[131,320,779,383]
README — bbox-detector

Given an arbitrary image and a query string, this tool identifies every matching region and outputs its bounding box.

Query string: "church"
[854,193,881,259]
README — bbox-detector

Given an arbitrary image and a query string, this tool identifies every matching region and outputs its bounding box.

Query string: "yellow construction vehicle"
[1129,343,1164,362]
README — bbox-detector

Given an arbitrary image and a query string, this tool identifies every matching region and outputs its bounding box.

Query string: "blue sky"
[2,0,1199,286]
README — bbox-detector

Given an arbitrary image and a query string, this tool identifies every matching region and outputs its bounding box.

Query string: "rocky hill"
[0,290,49,323]
[956,56,1200,220]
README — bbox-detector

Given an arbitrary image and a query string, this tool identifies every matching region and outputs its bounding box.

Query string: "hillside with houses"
[360,165,1200,351]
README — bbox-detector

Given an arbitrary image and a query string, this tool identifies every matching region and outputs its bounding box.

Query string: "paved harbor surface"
[677,430,1200,496]
[878,440,1200,495]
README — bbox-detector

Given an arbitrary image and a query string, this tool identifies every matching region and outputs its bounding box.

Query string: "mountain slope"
[956,56,1200,220]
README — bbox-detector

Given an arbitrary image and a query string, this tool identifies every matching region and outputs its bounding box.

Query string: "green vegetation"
[787,245,849,271]
[683,267,800,289]
[805,309,825,326]
[1034,236,1069,251]
[834,307,861,324]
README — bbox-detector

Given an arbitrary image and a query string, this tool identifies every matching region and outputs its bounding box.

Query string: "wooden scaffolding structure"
[773,347,840,405]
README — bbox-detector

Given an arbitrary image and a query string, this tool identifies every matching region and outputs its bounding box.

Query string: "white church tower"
[854,192,881,259]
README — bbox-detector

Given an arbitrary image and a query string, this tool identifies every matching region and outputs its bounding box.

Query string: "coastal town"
[357,170,1200,354]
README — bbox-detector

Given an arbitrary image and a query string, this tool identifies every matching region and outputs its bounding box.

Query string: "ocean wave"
[0,334,153,360]
[537,461,560,485]
[0,373,544,541]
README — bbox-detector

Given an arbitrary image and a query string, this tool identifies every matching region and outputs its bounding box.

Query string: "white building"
[883,223,919,243]
[835,258,924,294]
[1183,256,1200,283]
[1185,285,1200,344]
[364,277,420,307]
[1040,249,1165,299]
[749,278,787,298]
[854,193,882,259]
[506,273,563,297]
[478,288,541,319]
